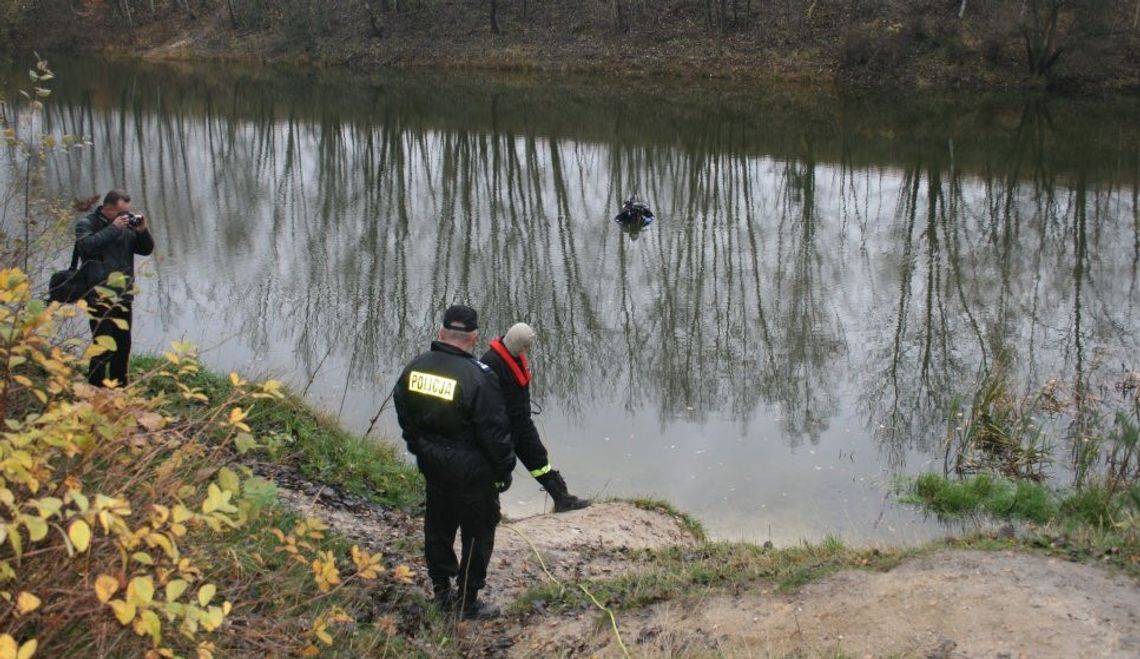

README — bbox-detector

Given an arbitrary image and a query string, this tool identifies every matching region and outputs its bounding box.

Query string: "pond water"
[7,58,1139,544]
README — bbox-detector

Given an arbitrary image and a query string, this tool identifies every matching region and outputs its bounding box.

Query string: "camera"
[125,213,144,228]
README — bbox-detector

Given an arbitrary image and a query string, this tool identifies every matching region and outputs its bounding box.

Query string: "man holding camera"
[392,305,515,619]
[75,189,154,387]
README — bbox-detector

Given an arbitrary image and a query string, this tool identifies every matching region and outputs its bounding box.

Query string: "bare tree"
[362,0,384,37]
[1021,0,1066,77]
[613,0,626,32]
[225,0,238,28]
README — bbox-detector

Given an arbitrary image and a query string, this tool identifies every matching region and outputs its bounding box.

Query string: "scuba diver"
[614,195,655,240]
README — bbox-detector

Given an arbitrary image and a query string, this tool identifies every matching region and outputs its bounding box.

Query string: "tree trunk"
[1022,0,1064,77]
[174,0,196,19]
[363,0,383,37]
[490,0,500,34]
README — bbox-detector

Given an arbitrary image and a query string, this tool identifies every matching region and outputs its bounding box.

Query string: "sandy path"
[516,550,1140,658]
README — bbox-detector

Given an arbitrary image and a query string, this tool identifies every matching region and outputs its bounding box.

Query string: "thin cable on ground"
[502,523,632,659]
[576,583,630,659]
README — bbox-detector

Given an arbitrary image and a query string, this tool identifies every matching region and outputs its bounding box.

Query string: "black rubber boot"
[432,581,457,610]
[537,470,591,513]
[459,591,500,619]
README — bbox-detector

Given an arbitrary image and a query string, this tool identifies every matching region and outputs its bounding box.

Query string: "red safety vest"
[489,338,531,387]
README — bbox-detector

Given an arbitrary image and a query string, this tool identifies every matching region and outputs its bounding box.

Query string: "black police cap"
[442,305,478,332]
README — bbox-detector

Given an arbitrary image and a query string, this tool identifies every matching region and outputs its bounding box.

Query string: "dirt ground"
[488,502,699,604]
[277,487,697,603]
[277,484,1140,657]
[515,550,1140,658]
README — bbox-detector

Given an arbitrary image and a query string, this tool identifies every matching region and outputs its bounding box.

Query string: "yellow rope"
[503,523,632,659]
[577,582,632,659]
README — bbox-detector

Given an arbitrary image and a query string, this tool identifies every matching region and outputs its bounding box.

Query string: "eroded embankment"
[275,477,1140,658]
[513,549,1140,657]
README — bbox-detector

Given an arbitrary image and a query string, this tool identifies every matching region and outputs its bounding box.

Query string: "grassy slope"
[132,355,423,509]
[113,357,433,655]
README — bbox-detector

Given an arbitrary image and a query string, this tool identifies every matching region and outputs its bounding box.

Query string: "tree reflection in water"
[23,58,1139,540]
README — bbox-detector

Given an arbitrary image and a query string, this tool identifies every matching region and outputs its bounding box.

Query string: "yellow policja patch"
[408,371,457,401]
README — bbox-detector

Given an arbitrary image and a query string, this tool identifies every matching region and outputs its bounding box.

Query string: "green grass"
[132,355,424,510]
[512,538,916,615]
[902,473,1140,531]
[1059,482,1126,528]
[625,497,708,541]
[899,473,1140,579]
[902,472,1057,523]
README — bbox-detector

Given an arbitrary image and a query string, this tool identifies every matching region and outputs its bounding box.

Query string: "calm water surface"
[9,59,1139,544]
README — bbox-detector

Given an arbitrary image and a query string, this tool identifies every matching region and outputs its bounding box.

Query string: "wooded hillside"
[5,1,1139,90]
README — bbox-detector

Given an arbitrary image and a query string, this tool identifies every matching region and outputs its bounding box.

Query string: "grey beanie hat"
[502,323,536,356]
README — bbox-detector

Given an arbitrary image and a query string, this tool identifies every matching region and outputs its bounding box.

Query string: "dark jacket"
[393,341,515,489]
[75,207,155,300]
[480,340,541,451]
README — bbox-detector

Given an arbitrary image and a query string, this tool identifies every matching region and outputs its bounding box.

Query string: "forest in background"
[2,0,1138,90]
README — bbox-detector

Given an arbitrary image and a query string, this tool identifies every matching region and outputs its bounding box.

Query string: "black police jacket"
[393,341,516,488]
[480,341,542,452]
[75,208,155,300]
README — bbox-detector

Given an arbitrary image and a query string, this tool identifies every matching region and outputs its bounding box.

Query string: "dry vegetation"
[6,0,1140,90]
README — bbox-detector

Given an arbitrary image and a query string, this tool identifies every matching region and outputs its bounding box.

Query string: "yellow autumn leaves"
[351,544,384,580]
[0,635,36,659]
[0,269,421,657]
[92,572,231,647]
[274,518,415,594]
[68,519,91,551]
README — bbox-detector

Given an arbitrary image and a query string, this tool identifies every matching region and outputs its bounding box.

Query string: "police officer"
[482,322,590,513]
[393,305,516,619]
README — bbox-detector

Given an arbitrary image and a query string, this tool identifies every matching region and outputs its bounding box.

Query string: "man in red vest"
[482,323,590,513]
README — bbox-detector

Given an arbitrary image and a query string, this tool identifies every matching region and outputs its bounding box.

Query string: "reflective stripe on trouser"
[530,464,552,478]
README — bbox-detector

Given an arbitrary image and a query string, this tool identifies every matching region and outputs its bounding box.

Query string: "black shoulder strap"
[69,244,79,271]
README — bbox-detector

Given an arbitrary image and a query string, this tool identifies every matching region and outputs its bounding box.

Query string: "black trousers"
[515,431,551,475]
[88,302,132,387]
[424,483,500,593]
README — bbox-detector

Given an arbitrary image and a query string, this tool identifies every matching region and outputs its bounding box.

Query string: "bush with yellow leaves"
[0,269,419,657]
